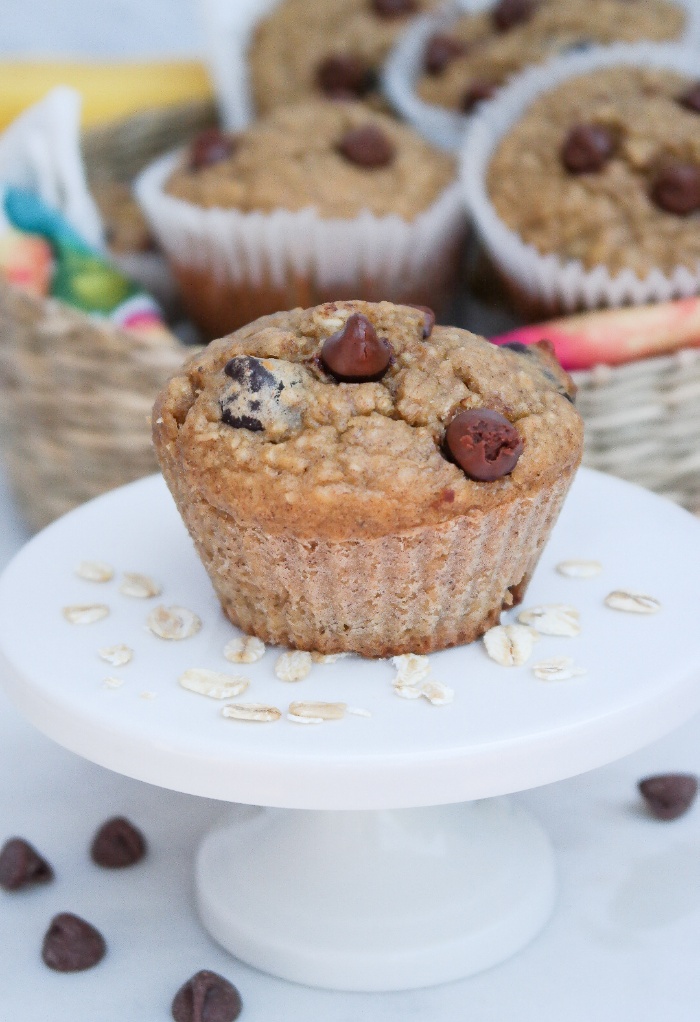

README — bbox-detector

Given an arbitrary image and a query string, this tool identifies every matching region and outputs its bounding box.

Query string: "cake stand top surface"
[0,468,698,810]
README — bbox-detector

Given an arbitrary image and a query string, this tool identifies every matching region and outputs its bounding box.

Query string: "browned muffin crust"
[154,301,582,542]
[165,101,455,220]
[417,0,685,112]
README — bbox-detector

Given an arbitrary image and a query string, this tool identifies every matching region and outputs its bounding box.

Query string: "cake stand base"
[196,798,556,992]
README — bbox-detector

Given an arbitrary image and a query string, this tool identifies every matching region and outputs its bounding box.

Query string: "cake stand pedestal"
[1,469,699,992]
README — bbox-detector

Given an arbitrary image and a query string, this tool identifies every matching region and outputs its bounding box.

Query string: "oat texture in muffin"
[153,301,582,656]
[417,0,685,113]
[487,67,700,276]
[166,101,455,221]
[249,0,443,115]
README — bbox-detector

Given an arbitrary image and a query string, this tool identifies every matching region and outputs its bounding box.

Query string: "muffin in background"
[249,0,443,115]
[153,299,582,657]
[136,101,466,339]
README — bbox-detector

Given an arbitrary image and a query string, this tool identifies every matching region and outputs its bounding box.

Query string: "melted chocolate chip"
[678,82,700,114]
[424,33,467,75]
[651,163,700,215]
[445,409,523,481]
[321,313,393,382]
[317,54,373,99]
[0,838,53,891]
[338,125,396,168]
[408,304,436,338]
[225,355,279,393]
[561,124,616,174]
[91,817,146,869]
[189,129,236,171]
[461,80,498,114]
[373,0,418,16]
[42,913,106,972]
[638,774,698,821]
[172,970,242,1022]
[493,0,536,32]
[221,409,264,431]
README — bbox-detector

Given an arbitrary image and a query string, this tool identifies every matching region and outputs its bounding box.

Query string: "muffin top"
[250,0,443,115]
[165,101,455,220]
[487,67,700,275]
[154,300,582,541]
[417,0,685,113]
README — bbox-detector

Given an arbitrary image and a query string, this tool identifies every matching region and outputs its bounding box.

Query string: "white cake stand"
[0,468,699,993]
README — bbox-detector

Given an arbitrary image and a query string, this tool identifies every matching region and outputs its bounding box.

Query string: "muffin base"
[160,463,577,657]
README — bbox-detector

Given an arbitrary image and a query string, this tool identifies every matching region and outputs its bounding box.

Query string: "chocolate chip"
[189,129,236,171]
[338,125,396,168]
[678,82,700,114]
[42,913,106,972]
[444,409,523,481]
[461,80,498,114]
[638,774,698,821]
[321,313,393,382]
[172,970,242,1022]
[0,838,53,891]
[317,54,372,99]
[501,341,529,354]
[424,33,467,75]
[372,0,418,16]
[651,163,700,215]
[225,355,279,393]
[561,124,616,174]
[91,817,146,869]
[493,0,536,32]
[408,304,436,338]
[221,410,264,431]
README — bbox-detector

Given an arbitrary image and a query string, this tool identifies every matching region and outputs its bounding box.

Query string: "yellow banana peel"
[0,60,215,131]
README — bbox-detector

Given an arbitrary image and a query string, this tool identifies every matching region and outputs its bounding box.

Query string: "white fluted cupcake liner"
[135,150,467,336]
[384,1,700,153]
[461,42,700,315]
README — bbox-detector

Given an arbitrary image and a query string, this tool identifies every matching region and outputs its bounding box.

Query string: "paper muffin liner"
[155,422,579,656]
[461,42,700,316]
[134,150,467,338]
[384,2,700,153]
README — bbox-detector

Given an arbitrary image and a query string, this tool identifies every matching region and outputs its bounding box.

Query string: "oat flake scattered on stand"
[605,590,661,614]
[76,561,114,583]
[146,605,202,640]
[63,604,110,626]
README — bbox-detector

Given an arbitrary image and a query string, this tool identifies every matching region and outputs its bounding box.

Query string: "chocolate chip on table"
[321,313,393,382]
[461,80,498,114]
[561,124,616,174]
[338,125,396,168]
[91,817,146,868]
[408,304,436,338]
[372,0,418,16]
[651,163,700,215]
[678,82,700,114]
[317,54,373,99]
[444,409,523,481]
[424,33,468,75]
[172,970,242,1022]
[639,773,698,821]
[189,129,236,171]
[0,838,53,891]
[493,0,536,32]
[42,913,106,972]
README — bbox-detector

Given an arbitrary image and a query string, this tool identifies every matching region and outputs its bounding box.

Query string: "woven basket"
[574,349,700,516]
[0,103,217,532]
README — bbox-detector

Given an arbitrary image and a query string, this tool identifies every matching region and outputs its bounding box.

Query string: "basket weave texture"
[0,282,191,532]
[574,348,700,516]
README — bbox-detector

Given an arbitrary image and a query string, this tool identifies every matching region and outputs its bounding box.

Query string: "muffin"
[416,0,687,114]
[136,101,465,339]
[249,0,443,116]
[152,299,583,657]
[462,44,700,316]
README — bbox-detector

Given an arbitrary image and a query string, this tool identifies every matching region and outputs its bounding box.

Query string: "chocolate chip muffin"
[417,0,686,114]
[249,0,443,115]
[153,300,582,657]
[487,66,700,276]
[137,101,465,339]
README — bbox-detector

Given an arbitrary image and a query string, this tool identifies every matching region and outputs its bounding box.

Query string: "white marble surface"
[0,0,203,58]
